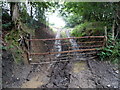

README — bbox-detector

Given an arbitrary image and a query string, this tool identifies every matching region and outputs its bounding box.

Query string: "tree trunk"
[31,6,33,18]
[12,3,19,22]
[10,2,15,21]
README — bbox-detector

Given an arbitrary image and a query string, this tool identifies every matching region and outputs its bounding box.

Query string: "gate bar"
[30,56,97,64]
[69,45,103,49]
[28,48,102,55]
[30,41,104,47]
[27,36,105,41]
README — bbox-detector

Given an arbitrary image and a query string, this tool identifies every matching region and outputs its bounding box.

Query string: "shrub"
[98,34,120,64]
[71,22,105,37]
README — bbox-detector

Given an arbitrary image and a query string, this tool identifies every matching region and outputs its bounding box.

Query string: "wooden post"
[23,36,30,64]
[104,26,107,46]
[112,20,115,40]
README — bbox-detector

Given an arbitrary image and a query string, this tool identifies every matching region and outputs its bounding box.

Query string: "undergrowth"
[98,33,120,64]
[71,22,106,37]
[4,29,23,64]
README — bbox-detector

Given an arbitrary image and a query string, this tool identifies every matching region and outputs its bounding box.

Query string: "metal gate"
[27,36,106,64]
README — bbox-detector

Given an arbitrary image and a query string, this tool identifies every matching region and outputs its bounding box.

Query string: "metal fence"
[26,36,106,64]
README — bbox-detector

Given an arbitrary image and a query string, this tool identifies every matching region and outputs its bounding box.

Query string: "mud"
[2,49,119,89]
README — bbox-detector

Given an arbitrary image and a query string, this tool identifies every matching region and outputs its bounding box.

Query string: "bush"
[71,22,105,37]
[98,34,120,64]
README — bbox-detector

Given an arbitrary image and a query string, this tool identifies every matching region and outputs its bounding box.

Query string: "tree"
[61,2,119,24]
[60,2,120,38]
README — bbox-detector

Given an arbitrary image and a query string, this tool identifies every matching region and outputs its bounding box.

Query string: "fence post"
[112,20,115,40]
[22,37,29,64]
[104,26,107,46]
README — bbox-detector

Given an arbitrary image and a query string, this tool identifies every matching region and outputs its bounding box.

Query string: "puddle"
[73,61,87,73]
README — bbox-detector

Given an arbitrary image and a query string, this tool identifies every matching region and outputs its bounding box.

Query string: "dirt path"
[40,29,71,88]
[66,29,96,88]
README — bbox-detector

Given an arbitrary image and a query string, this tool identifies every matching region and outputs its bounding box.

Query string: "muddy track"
[45,57,71,87]
[41,37,72,88]
[49,46,71,87]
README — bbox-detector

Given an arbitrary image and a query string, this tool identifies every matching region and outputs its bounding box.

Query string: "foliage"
[61,2,119,22]
[4,29,25,63]
[59,2,120,40]
[71,22,105,37]
[2,7,13,31]
[60,2,120,34]
[63,14,82,28]
[19,2,58,29]
[98,34,120,64]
